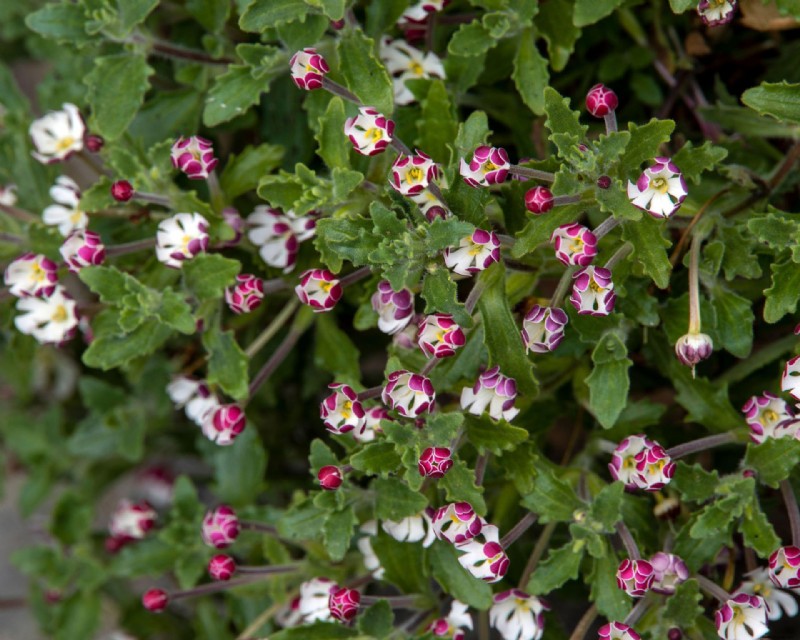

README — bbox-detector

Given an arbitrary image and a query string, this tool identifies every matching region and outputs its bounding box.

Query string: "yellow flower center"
[762,409,778,424]
[52,304,68,323]
[365,127,383,142]
[622,456,635,469]
[410,61,425,76]
[589,278,604,293]
[650,176,669,194]
[569,237,584,253]
[321,281,334,293]
[70,210,85,224]
[56,136,76,151]
[406,167,425,184]
[732,606,745,625]
[182,234,192,249]
[483,161,497,173]
[648,459,665,474]
[31,262,45,282]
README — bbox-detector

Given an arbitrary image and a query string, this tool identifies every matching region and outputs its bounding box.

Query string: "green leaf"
[747,213,799,250]
[464,414,528,455]
[306,0,346,20]
[239,0,311,32]
[588,543,630,621]
[512,204,581,258]
[373,477,427,521]
[370,533,430,594]
[690,494,743,539]
[183,254,241,300]
[426,218,475,254]
[79,266,133,305]
[25,3,90,43]
[314,314,361,386]
[278,498,326,540]
[574,0,623,26]
[668,0,696,12]
[585,333,632,428]
[220,144,284,198]
[520,461,582,523]
[418,80,458,164]
[440,459,486,515]
[595,179,643,221]
[82,319,172,370]
[589,482,625,531]
[744,439,800,488]
[621,217,672,288]
[421,268,471,327]
[270,622,357,640]
[513,29,549,116]
[316,97,350,170]
[358,600,394,638]
[701,104,800,138]
[476,263,537,395]
[157,290,196,334]
[428,542,494,609]
[741,82,800,124]
[764,257,800,323]
[323,508,357,562]
[337,29,394,115]
[203,327,249,401]
[526,541,584,595]
[535,0,579,71]
[55,593,101,640]
[49,491,92,546]
[710,286,754,358]
[618,118,676,178]
[187,0,231,31]
[114,0,159,36]
[544,87,588,158]
[454,111,490,161]
[671,463,720,503]
[315,216,374,272]
[350,443,402,477]
[448,21,494,56]
[661,580,703,630]
[203,65,267,127]
[211,426,267,506]
[741,499,781,558]
[309,439,339,472]
[672,141,728,184]
[370,201,406,237]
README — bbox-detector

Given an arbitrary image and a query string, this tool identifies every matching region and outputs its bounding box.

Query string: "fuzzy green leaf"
[621,217,672,288]
[239,0,310,32]
[671,463,720,503]
[744,439,800,488]
[672,141,728,184]
[513,28,549,115]
[463,414,529,455]
[448,20,494,56]
[314,314,361,387]
[323,508,357,562]
[183,254,241,300]
[85,54,153,140]
[358,601,394,638]
[454,111,490,160]
[544,87,588,158]
[417,80,458,164]
[315,216,374,272]
[710,285,754,358]
[203,65,267,127]
[428,542,494,609]
[588,544,630,621]
[316,97,350,170]
[595,179,643,220]
[741,499,781,558]
[350,443,402,477]
[337,29,394,115]
[742,82,800,124]
[526,541,584,595]
[618,118,676,178]
[585,333,632,428]
[520,462,582,523]
[421,268,472,327]
[220,144,284,198]
[25,3,91,43]
[574,0,624,26]
[764,257,800,323]
[82,319,172,370]
[536,0,580,71]
[211,426,267,506]
[440,459,486,515]
[373,477,427,521]
[203,327,249,401]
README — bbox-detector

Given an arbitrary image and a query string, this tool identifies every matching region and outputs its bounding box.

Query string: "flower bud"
[295,268,342,313]
[597,175,612,189]
[209,404,246,446]
[202,505,240,549]
[418,313,466,358]
[521,305,568,353]
[372,281,415,335]
[225,274,265,315]
[460,366,519,422]
[674,332,713,369]
[60,229,106,272]
[616,558,655,597]
[318,465,344,490]
[598,622,641,640]
[525,186,554,214]
[320,383,365,434]
[109,499,156,541]
[171,136,218,180]
[768,545,800,589]
[84,133,104,153]
[328,586,360,622]
[586,83,619,117]
[382,369,436,417]
[418,447,453,478]
[142,588,169,612]
[667,629,682,640]
[208,554,236,581]
[289,48,330,90]
[111,180,134,202]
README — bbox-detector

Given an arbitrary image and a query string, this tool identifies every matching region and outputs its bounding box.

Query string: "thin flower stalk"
[508,165,556,182]
[616,521,641,559]
[499,512,538,548]
[105,238,158,257]
[665,432,738,460]
[780,479,800,547]
[244,299,300,359]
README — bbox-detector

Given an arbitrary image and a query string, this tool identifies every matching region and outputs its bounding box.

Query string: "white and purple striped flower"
[4,253,59,298]
[697,0,737,26]
[459,146,510,188]
[627,157,688,219]
[389,150,439,196]
[649,552,689,595]
[432,502,483,544]
[155,212,209,269]
[382,369,435,417]
[443,229,500,276]
[551,223,597,267]
[225,274,265,315]
[521,305,568,354]
[289,48,330,91]
[455,523,509,583]
[616,558,655,597]
[320,383,366,435]
[714,593,769,640]
[171,136,218,180]
[60,229,105,272]
[201,505,240,549]
[371,281,415,335]
[295,268,342,312]
[460,366,519,422]
[418,313,466,358]
[570,266,616,316]
[489,590,549,640]
[344,107,394,156]
[742,392,797,443]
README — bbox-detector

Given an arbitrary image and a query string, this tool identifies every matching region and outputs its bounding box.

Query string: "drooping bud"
[318,465,344,491]
[675,332,713,370]
[225,274,265,315]
[84,134,104,153]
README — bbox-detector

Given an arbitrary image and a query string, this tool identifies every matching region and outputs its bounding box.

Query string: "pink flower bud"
[318,465,343,490]
[202,505,240,549]
[668,629,682,640]
[768,545,800,589]
[459,145,510,188]
[289,48,330,90]
[598,622,641,640]
[60,229,106,272]
[390,150,439,196]
[84,134,104,153]
[616,559,654,597]
[551,222,597,267]
[597,175,611,189]
[381,369,436,417]
[417,313,466,358]
[649,552,689,595]
[320,383,366,434]
[295,268,342,313]
[111,180,134,202]
[225,274,265,315]
[171,136,218,180]
[418,447,453,478]
[674,332,713,369]
[524,186,554,214]
[328,586,361,622]
[210,404,246,446]
[208,554,236,581]
[521,305,568,354]
[344,107,395,156]
[586,83,619,117]
[142,588,169,612]
[4,253,58,298]
[570,266,616,316]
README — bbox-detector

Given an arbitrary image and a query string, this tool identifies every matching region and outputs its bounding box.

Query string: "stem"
[567,604,598,640]
[105,238,156,257]
[688,233,702,334]
[695,574,731,603]
[244,299,299,359]
[464,277,488,315]
[236,591,298,640]
[247,329,302,398]
[207,170,224,211]
[0,232,26,245]
[474,454,488,485]
[237,563,300,575]
[508,166,556,182]
[768,141,800,191]
[604,111,618,134]
[172,576,263,600]
[133,190,171,207]
[500,512,538,548]
[553,194,582,207]
[593,216,620,240]
[76,150,108,176]
[668,190,727,267]
[129,33,233,65]
[0,204,38,223]
[321,77,361,105]
[616,521,640,559]
[549,267,577,308]
[604,242,633,270]
[360,595,421,608]
[357,386,383,402]
[262,278,290,294]
[420,356,439,377]
[339,266,372,288]
[716,333,798,386]
[623,597,649,627]
[239,521,277,534]
[781,479,800,547]
[665,432,737,460]
[518,521,556,588]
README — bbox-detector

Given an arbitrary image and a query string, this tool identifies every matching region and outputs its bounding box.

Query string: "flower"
[419,447,453,478]
[0,183,18,206]
[768,546,800,590]
[570,266,616,316]
[372,281,415,335]
[675,332,714,370]
[383,510,437,547]
[428,600,473,640]
[781,355,800,401]
[399,0,448,24]
[432,502,483,544]
[389,150,439,196]
[15,285,79,344]
[489,590,549,640]
[551,222,598,267]
[29,103,85,163]
[455,523,509,582]
[43,176,87,237]
[410,188,450,221]
[609,435,675,491]
[357,521,385,579]
[598,622,641,640]
[142,588,169,612]
[207,404,246,446]
[60,229,106,272]
[380,37,445,105]
[166,376,220,427]
[208,554,236,581]
[155,212,209,269]
[443,229,501,276]
[4,253,58,298]
[202,505,240,549]
[460,366,519,422]
[276,596,304,628]
[459,146,510,188]
[318,465,344,490]
[714,593,769,640]
[247,206,318,273]
[627,157,688,219]
[382,369,435,417]
[109,500,156,541]
[742,392,797,443]
[616,558,655,597]
[328,587,360,622]
[585,83,619,117]
[297,577,336,623]
[418,313,466,358]
[171,136,218,180]
[289,48,330,90]
[295,268,342,312]
[225,274,265,315]
[649,552,689,595]
[697,0,737,25]
[737,567,798,620]
[355,406,387,443]
[320,383,366,434]
[525,186,554,215]
[344,107,394,156]
[221,207,245,247]
[521,305,568,353]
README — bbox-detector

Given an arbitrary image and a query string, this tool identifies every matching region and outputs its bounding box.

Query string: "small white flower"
[4,253,59,298]
[357,521,385,579]
[429,600,473,639]
[782,356,800,402]
[399,0,448,24]
[297,577,335,623]
[443,229,501,277]
[166,376,220,429]
[460,366,519,422]
[43,176,87,237]
[380,37,445,105]
[14,285,78,344]
[29,103,85,164]
[626,157,688,219]
[714,593,770,640]
[454,523,509,583]
[247,206,317,273]
[0,184,17,206]
[382,510,436,548]
[736,567,799,621]
[155,212,209,269]
[489,589,549,640]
